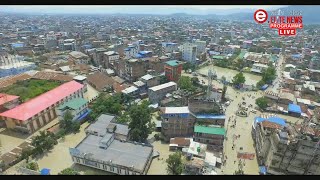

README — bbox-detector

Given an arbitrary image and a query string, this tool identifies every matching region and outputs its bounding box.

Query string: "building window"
[76,157,80,163]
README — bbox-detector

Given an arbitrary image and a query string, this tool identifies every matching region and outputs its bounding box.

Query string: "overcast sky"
[0,5,288,15]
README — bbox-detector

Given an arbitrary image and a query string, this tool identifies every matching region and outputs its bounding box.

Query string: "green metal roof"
[238,51,246,59]
[211,55,225,60]
[165,60,180,67]
[194,125,226,136]
[58,98,88,110]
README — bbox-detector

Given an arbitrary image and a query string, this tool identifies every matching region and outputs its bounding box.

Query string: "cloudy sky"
[0,5,288,15]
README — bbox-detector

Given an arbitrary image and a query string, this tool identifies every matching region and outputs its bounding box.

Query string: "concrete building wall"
[148,84,177,104]
[3,86,85,134]
[161,114,196,140]
[70,148,153,175]
[253,123,320,175]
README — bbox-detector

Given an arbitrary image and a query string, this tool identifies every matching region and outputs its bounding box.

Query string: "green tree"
[256,80,266,89]
[26,162,39,171]
[20,149,32,163]
[191,77,199,86]
[58,168,80,175]
[232,72,246,87]
[159,75,169,84]
[166,152,184,175]
[128,101,154,142]
[59,110,80,134]
[182,62,196,71]
[31,131,57,157]
[89,94,123,121]
[178,76,196,92]
[116,112,131,124]
[261,66,276,84]
[221,84,227,102]
[256,97,268,110]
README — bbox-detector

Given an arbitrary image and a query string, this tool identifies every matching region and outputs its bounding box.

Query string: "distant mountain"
[278,5,320,24]
[221,6,320,24]
[0,6,284,16]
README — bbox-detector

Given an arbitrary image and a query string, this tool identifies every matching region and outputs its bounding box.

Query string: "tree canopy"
[182,62,197,71]
[261,66,276,84]
[178,76,196,92]
[232,72,246,86]
[31,131,57,157]
[89,93,123,120]
[58,168,80,175]
[128,101,155,142]
[256,97,268,110]
[166,152,184,175]
[59,110,80,134]
[26,162,39,171]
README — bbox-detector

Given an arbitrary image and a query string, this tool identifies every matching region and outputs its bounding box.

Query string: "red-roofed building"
[0,93,20,113]
[0,81,85,134]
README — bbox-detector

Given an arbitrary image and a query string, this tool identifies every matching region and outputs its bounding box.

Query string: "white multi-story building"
[195,40,207,56]
[148,82,177,104]
[103,51,120,68]
[180,43,197,63]
[124,44,138,59]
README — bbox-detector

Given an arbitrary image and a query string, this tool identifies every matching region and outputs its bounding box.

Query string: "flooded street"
[0,128,28,154]
[4,122,89,174]
[198,65,262,86]
[222,90,262,175]
[147,137,173,175]
[84,84,100,102]
[147,112,173,175]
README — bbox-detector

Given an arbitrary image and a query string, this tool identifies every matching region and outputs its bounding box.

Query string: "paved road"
[269,53,285,92]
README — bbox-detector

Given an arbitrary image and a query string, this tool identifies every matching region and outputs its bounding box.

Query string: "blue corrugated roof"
[254,116,286,127]
[135,54,144,58]
[288,103,302,114]
[139,51,152,55]
[196,114,226,120]
[82,44,92,49]
[12,43,24,48]
[76,109,91,121]
[291,54,302,58]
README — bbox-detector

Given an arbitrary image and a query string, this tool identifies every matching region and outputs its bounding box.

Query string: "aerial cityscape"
[0,5,320,175]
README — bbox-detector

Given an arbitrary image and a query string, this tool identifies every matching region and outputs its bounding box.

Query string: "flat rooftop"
[149,81,177,92]
[75,134,153,172]
[86,114,115,136]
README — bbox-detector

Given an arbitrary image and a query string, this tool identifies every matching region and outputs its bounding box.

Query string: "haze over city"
[0,5,288,15]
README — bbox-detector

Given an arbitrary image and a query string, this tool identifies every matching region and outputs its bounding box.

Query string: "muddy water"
[198,65,262,86]
[33,122,90,174]
[84,84,100,102]
[147,135,173,175]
